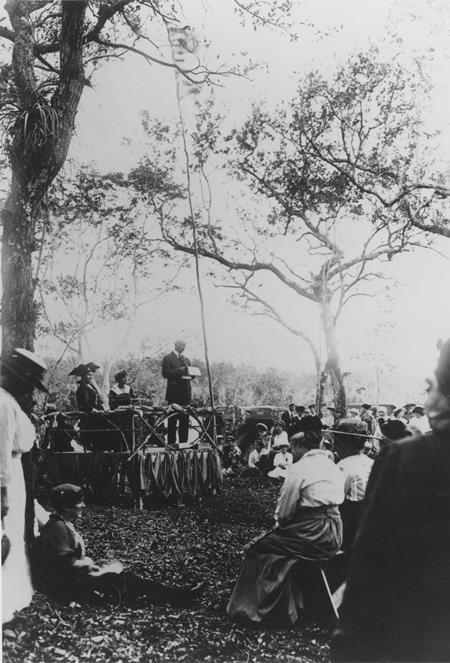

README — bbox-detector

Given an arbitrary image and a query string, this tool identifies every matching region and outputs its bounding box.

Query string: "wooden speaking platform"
[39,406,223,504]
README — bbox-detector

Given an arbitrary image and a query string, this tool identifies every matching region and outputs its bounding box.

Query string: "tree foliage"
[143,49,448,415]
[0,0,236,357]
[36,161,187,400]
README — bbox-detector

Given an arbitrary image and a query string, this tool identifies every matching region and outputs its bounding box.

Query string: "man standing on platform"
[162,340,193,447]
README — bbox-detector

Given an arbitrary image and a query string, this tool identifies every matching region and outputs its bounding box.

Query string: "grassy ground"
[3,477,332,663]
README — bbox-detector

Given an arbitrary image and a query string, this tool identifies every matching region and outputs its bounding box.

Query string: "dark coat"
[281,409,295,434]
[108,385,134,410]
[333,430,450,662]
[76,382,104,413]
[161,351,192,406]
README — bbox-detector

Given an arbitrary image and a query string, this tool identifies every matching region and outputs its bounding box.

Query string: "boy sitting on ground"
[37,483,204,606]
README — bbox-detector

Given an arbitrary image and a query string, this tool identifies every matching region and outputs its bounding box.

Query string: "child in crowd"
[221,435,242,475]
[268,441,293,480]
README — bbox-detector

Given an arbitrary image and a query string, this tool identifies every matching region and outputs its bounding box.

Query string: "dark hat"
[435,338,450,397]
[380,419,412,441]
[115,369,127,382]
[69,364,88,377]
[296,415,322,433]
[333,419,368,448]
[360,403,372,410]
[2,348,48,392]
[69,362,100,377]
[50,483,84,509]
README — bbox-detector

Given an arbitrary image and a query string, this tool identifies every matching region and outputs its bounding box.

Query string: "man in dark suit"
[281,403,296,435]
[332,339,450,662]
[162,340,192,446]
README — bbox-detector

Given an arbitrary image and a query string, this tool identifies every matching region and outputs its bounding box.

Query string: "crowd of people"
[221,399,428,483]
[2,340,450,662]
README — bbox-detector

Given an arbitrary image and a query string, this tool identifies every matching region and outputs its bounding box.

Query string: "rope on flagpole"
[166,26,216,436]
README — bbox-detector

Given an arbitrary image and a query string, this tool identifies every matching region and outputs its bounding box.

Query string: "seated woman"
[109,370,134,410]
[227,431,344,624]
[271,421,289,451]
[267,440,293,480]
[37,484,204,606]
[333,420,374,552]
[221,435,242,476]
[242,440,264,476]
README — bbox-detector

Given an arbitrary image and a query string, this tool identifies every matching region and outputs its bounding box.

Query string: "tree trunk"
[1,177,37,354]
[321,302,347,420]
[2,0,87,358]
[317,366,328,413]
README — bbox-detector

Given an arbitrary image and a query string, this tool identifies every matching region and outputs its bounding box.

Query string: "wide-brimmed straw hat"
[2,348,48,392]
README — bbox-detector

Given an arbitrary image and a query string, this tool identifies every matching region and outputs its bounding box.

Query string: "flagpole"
[166,26,217,435]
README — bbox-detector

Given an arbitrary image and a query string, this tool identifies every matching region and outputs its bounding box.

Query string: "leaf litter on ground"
[3,476,332,663]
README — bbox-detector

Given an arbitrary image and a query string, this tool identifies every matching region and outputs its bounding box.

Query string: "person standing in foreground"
[161,340,193,447]
[332,339,450,662]
[0,348,48,623]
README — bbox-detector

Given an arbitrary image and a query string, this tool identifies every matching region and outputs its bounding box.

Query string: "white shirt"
[337,453,374,502]
[248,448,260,468]
[0,388,36,487]
[110,384,131,395]
[275,449,345,523]
[409,415,431,435]
[273,450,293,469]
[272,431,289,448]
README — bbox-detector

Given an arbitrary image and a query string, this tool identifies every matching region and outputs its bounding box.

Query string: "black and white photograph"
[1,1,450,661]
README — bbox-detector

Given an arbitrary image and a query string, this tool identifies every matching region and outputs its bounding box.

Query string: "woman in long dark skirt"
[227,428,345,624]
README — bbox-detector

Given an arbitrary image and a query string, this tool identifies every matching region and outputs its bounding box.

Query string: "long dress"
[0,388,36,623]
[227,449,344,624]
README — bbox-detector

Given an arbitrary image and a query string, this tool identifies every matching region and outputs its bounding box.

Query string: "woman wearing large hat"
[69,363,104,414]
[0,348,48,623]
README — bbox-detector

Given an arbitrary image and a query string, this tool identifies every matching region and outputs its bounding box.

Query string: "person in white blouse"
[333,420,373,552]
[268,439,293,479]
[270,421,289,450]
[1,348,48,623]
[227,428,345,624]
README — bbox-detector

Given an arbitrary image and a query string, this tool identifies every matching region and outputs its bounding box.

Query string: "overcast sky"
[35,0,450,396]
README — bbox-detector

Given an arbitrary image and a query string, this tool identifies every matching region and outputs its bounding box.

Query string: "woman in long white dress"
[1,349,48,623]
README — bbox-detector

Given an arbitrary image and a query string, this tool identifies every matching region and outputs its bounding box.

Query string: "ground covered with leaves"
[3,477,332,663]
